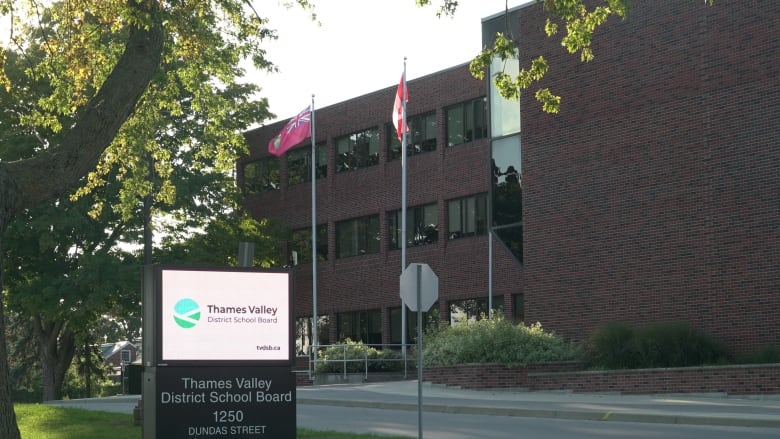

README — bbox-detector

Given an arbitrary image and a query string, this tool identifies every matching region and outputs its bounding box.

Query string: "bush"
[314,339,405,373]
[583,322,639,369]
[421,316,577,367]
[584,321,727,369]
[634,321,726,368]
[736,344,780,365]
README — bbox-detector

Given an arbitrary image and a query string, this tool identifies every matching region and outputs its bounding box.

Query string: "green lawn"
[16,404,411,439]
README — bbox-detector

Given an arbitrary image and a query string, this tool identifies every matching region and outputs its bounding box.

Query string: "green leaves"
[422,316,577,367]
[3,0,276,221]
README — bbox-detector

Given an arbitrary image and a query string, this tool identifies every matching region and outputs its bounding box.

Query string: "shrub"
[421,316,577,367]
[583,322,639,369]
[584,321,727,369]
[314,339,405,373]
[633,321,726,368]
[736,344,780,365]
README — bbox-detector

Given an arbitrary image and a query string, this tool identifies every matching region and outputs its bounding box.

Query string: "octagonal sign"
[400,263,439,312]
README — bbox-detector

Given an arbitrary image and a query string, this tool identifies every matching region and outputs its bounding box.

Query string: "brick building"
[240,0,779,355]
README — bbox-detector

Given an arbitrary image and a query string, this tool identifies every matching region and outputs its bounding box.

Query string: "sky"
[252,0,532,124]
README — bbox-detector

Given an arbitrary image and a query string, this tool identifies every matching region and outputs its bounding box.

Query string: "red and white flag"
[268,106,312,156]
[392,73,408,141]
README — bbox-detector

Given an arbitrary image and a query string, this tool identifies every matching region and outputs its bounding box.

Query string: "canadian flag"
[392,73,408,141]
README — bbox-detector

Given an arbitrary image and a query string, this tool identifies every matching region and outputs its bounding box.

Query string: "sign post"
[143,266,295,438]
[400,263,438,439]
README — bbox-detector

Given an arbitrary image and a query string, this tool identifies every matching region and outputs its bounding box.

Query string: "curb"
[297,398,780,429]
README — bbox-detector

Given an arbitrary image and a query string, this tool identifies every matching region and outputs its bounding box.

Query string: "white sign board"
[400,263,439,312]
[159,268,291,363]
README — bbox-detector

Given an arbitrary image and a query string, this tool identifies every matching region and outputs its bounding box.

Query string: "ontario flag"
[392,73,408,141]
[268,106,312,156]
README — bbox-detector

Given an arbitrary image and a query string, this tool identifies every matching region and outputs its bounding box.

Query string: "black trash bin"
[125,364,143,395]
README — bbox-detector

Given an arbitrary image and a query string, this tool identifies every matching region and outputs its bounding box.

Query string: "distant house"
[101,341,139,377]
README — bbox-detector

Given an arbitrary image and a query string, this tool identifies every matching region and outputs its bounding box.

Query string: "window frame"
[336,309,382,344]
[287,142,327,186]
[447,193,488,240]
[388,203,439,250]
[242,158,280,194]
[449,297,503,326]
[335,215,380,258]
[387,112,437,161]
[335,128,380,173]
[446,98,488,147]
[289,224,328,265]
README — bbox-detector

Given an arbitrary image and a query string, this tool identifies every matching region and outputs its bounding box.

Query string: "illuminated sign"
[157,267,293,365]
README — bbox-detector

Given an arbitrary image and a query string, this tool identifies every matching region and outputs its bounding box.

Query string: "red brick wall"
[242,1,780,355]
[242,65,524,341]
[425,363,780,395]
[518,0,780,353]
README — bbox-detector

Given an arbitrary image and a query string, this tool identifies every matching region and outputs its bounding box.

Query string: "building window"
[491,135,523,262]
[288,142,327,186]
[447,194,487,239]
[289,224,328,265]
[336,128,379,172]
[388,203,438,249]
[449,297,503,326]
[512,294,524,324]
[490,56,521,137]
[242,158,279,193]
[296,315,330,355]
[387,112,437,161]
[337,309,382,345]
[120,350,132,364]
[389,305,440,345]
[446,98,487,146]
[335,215,380,258]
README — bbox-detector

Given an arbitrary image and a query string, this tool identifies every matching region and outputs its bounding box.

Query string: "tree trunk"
[85,366,92,398]
[0,235,22,439]
[0,1,163,435]
[36,319,76,402]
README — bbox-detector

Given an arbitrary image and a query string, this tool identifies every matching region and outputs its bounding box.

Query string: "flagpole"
[311,94,318,365]
[401,58,408,360]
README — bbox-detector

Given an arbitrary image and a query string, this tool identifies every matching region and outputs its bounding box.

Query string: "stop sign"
[400,263,438,312]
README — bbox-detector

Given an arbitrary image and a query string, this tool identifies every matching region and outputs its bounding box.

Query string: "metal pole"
[401,58,409,364]
[311,94,318,364]
[488,231,493,318]
[416,264,423,439]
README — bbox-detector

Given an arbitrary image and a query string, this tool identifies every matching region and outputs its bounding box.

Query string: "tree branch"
[0,1,164,220]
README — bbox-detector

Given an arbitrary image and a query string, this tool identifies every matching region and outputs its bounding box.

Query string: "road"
[298,404,780,439]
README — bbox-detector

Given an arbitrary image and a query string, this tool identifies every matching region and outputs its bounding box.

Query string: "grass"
[16,404,138,439]
[16,404,411,439]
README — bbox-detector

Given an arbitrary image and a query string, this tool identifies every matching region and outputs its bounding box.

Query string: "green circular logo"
[173,298,201,329]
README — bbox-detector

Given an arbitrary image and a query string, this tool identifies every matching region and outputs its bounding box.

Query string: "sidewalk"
[296,380,780,429]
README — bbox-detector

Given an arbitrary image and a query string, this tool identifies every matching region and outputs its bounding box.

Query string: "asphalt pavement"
[297,380,780,429]
[45,380,780,429]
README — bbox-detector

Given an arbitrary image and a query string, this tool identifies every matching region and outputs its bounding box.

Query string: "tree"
[2,195,141,401]
[0,0,287,405]
[0,0,286,434]
[157,212,286,267]
[0,2,162,435]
